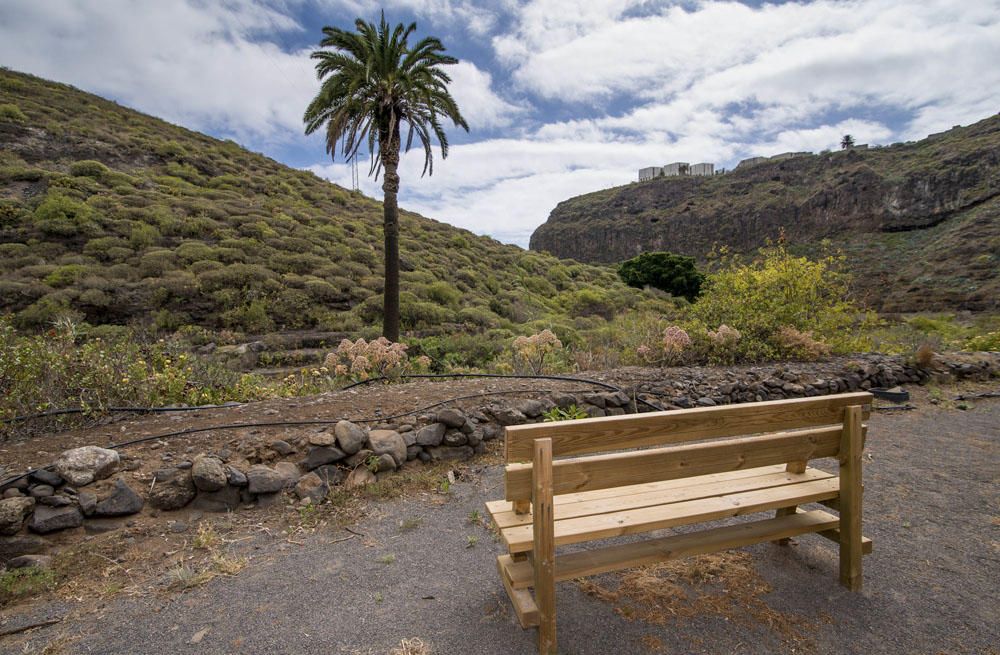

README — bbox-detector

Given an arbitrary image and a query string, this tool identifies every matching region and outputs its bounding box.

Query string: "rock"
[442,430,468,447]
[94,479,144,517]
[0,476,29,492]
[582,393,606,409]
[149,468,197,510]
[373,453,396,472]
[270,440,296,456]
[191,456,227,492]
[417,450,432,463]
[0,497,35,535]
[550,393,577,409]
[406,445,422,461]
[414,423,446,447]
[516,399,545,418]
[84,518,123,534]
[53,446,120,487]
[436,408,466,429]
[367,430,407,467]
[225,466,248,487]
[3,489,23,499]
[481,424,501,441]
[246,465,287,494]
[309,431,337,447]
[334,421,367,455]
[492,407,527,426]
[583,405,605,417]
[29,505,83,534]
[29,469,63,487]
[0,534,49,564]
[274,462,300,486]
[345,449,374,468]
[29,485,54,498]
[6,554,52,569]
[605,391,630,407]
[466,430,483,448]
[344,467,376,489]
[425,445,474,461]
[401,430,417,447]
[294,472,328,503]
[313,465,345,486]
[191,487,242,512]
[301,446,346,471]
[696,397,717,407]
[38,495,73,507]
[77,492,97,516]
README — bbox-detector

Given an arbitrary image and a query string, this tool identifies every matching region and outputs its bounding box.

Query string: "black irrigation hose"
[1,403,243,425]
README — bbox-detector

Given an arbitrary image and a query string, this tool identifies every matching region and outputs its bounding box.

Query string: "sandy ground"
[1,389,998,655]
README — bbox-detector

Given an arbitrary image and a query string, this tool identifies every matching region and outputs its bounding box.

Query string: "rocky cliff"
[530,115,1000,312]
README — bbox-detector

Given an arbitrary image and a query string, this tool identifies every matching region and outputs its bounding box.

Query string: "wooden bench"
[485,392,873,654]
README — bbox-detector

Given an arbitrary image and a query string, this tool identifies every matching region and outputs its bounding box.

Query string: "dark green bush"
[68,160,110,178]
[618,252,704,302]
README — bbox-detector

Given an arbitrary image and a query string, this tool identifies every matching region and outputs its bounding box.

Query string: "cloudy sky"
[1,1,998,246]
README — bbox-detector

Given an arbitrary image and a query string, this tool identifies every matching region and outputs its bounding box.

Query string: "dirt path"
[2,397,998,655]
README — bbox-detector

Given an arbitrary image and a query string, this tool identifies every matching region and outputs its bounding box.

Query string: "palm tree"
[304,14,468,341]
[841,134,855,150]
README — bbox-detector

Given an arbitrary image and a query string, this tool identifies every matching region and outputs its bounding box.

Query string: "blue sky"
[1,0,998,246]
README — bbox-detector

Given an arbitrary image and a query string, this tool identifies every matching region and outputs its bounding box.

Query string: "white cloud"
[446,62,527,130]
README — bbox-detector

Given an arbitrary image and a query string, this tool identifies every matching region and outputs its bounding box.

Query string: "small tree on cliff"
[840,134,855,149]
[304,14,467,341]
[617,252,704,302]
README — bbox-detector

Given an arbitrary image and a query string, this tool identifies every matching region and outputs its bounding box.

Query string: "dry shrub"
[914,342,936,368]
[389,637,431,655]
[772,326,832,361]
[577,552,817,652]
[511,329,563,374]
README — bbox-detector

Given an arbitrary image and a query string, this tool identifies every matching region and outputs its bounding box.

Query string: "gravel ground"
[2,397,998,655]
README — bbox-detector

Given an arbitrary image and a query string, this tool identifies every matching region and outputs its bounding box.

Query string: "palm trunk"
[380,123,401,342]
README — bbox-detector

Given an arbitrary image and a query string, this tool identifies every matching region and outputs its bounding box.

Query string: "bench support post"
[533,438,557,655]
[839,405,864,591]
[773,460,808,544]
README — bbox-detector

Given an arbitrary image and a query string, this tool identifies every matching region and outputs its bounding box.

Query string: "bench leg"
[839,406,864,591]
[533,438,557,655]
[773,460,807,545]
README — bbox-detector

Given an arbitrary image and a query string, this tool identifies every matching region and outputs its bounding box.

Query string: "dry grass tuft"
[389,637,431,655]
[577,552,817,652]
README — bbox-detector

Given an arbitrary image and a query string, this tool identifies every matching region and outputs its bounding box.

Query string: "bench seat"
[487,464,861,554]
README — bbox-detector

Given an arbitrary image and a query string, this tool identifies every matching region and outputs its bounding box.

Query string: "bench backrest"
[503,392,872,502]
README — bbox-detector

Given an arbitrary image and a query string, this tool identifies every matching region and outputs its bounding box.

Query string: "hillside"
[0,69,637,337]
[530,116,1000,312]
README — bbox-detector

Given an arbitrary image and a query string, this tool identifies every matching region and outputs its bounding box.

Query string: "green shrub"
[68,160,110,178]
[618,252,704,302]
[33,192,97,237]
[0,103,27,123]
[966,330,1000,351]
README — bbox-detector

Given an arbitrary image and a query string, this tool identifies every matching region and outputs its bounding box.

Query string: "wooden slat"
[797,509,873,554]
[839,405,864,591]
[502,509,843,588]
[491,468,835,529]
[502,477,840,553]
[505,393,873,462]
[504,425,861,502]
[532,438,557,654]
[496,555,539,627]
[486,466,791,518]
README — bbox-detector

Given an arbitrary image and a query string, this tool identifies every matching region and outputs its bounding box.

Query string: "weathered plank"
[505,393,873,462]
[502,477,841,553]
[532,438,557,654]
[496,555,539,627]
[504,425,862,501]
[502,509,842,588]
[839,405,864,591]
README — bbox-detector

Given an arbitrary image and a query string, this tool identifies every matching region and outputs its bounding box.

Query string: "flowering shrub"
[636,325,691,367]
[704,324,742,365]
[323,337,429,382]
[511,329,563,374]
[771,326,832,361]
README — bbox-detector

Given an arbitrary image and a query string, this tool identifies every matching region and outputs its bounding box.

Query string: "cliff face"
[530,115,1000,311]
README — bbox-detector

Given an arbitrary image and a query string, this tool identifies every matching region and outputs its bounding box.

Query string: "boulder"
[367,430,407,467]
[344,467,376,489]
[191,456,227,492]
[301,446,346,471]
[481,424,502,441]
[270,440,296,456]
[29,505,83,534]
[308,431,337,447]
[492,407,527,426]
[29,469,63,487]
[274,462,301,487]
[344,449,374,468]
[191,486,242,512]
[149,468,197,510]
[334,421,367,455]
[414,423,446,447]
[77,491,97,516]
[406,445,421,461]
[53,446,119,486]
[38,495,73,507]
[516,399,546,418]
[94,479,144,517]
[28,485,54,498]
[246,465,287,494]
[442,430,468,447]
[550,393,577,409]
[0,534,49,564]
[294,472,328,504]
[425,445,474,462]
[313,465,345,486]
[0,497,35,535]
[6,554,52,569]
[436,408,466,428]
[373,453,397,472]
[225,466,248,487]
